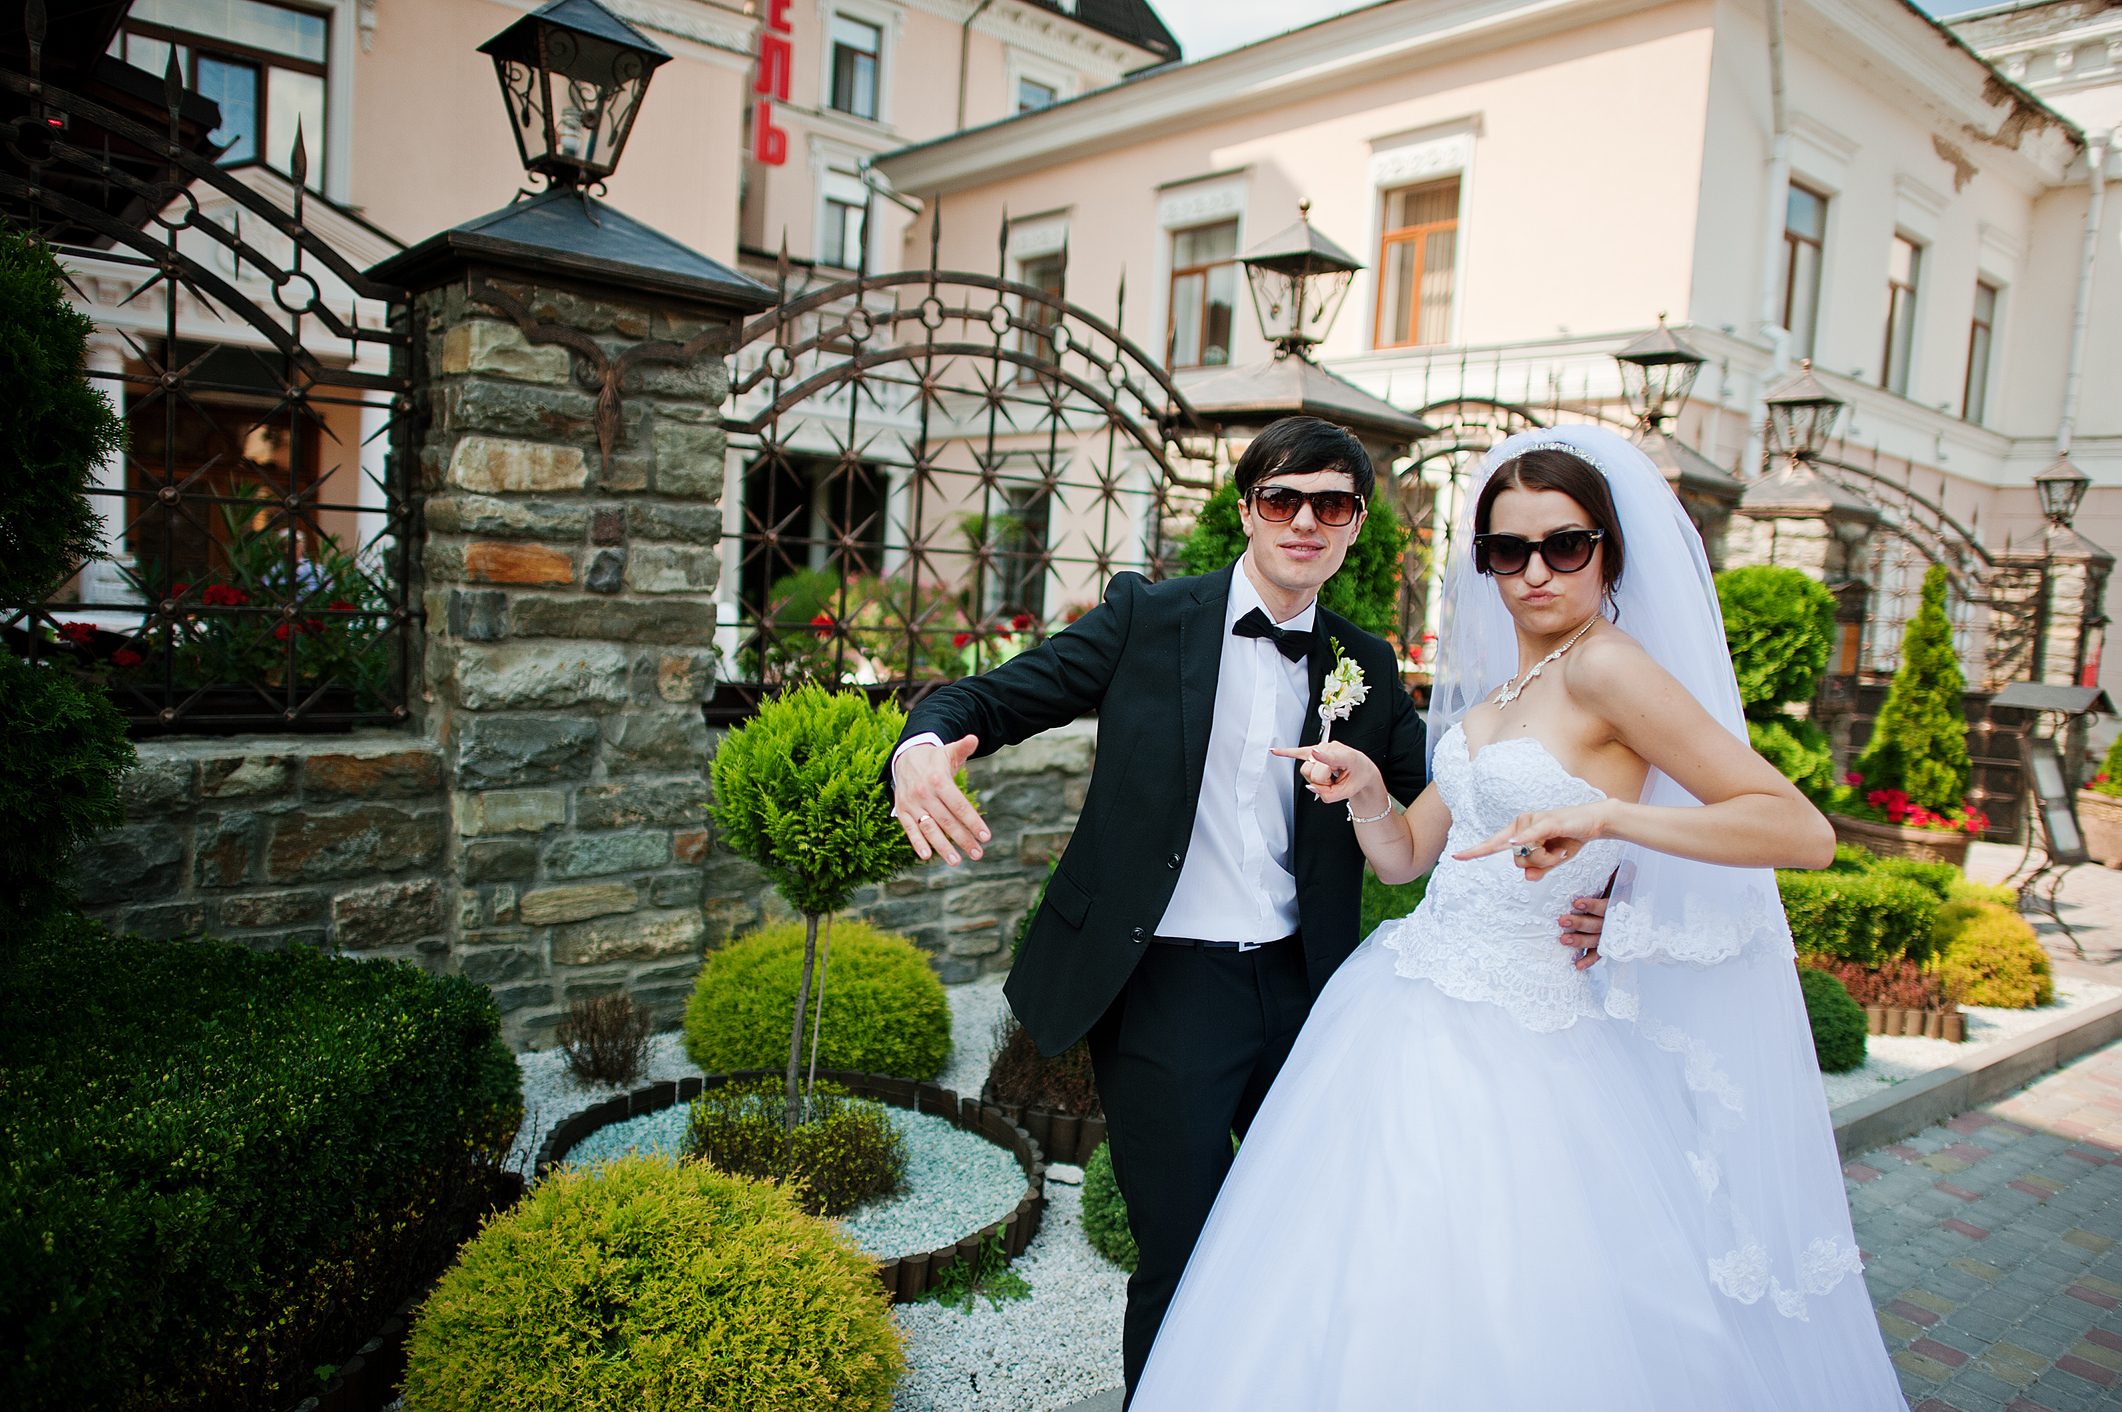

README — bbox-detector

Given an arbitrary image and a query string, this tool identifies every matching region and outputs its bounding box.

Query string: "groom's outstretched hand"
[893,735,991,866]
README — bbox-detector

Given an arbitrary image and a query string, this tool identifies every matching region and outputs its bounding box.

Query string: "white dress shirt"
[1154,559,1310,946]
[892,557,1313,947]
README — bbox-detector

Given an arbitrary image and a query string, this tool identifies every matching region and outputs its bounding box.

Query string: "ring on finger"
[1513,844,1535,862]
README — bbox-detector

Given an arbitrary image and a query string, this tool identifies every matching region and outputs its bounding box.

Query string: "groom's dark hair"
[1232,416,1375,501]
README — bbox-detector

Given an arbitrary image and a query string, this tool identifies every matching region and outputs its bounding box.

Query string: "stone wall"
[74,734,448,959]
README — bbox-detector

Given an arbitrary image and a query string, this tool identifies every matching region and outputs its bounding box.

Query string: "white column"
[82,335,141,605]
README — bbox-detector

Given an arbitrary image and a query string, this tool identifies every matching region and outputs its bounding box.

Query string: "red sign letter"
[752,98,788,165]
[754,32,791,100]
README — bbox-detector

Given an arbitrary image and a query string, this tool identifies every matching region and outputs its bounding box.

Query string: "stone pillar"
[1994,527,2116,688]
[389,230,770,1042]
[1725,459,1882,584]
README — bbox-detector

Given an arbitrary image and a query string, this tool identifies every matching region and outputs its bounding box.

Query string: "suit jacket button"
[1130,927,1146,942]
[1167,853,1181,869]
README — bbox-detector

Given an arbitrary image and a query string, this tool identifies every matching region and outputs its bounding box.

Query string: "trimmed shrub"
[1748,714,1837,802]
[1806,955,1956,1010]
[684,919,951,1081]
[1,915,521,1412]
[1828,843,1960,903]
[1177,477,1411,637]
[985,1016,1101,1117]
[1082,1141,1138,1273]
[1778,868,1941,967]
[2091,730,2122,797]
[0,651,135,933]
[1716,566,1838,714]
[1852,564,1971,812]
[0,227,120,605]
[1362,870,1429,935]
[683,1077,904,1216]
[1932,902,2054,1009]
[1797,966,1868,1073]
[401,1154,904,1412]
[1947,877,2019,909]
[556,991,652,1086]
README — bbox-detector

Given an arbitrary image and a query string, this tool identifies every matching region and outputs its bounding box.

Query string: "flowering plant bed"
[534,1069,1048,1304]
[2077,786,2122,867]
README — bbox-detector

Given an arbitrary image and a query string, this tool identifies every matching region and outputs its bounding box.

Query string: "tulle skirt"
[1129,938,1906,1411]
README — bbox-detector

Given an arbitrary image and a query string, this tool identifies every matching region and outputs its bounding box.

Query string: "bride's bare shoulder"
[1561,626,1674,704]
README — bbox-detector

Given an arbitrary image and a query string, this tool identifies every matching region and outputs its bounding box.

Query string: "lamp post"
[1614,314,1705,435]
[478,0,671,191]
[1761,358,1845,466]
[2031,455,2091,683]
[1240,200,1361,363]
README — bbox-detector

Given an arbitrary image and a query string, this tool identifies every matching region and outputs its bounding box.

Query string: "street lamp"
[1761,358,1845,463]
[479,0,671,190]
[1241,200,1362,361]
[1613,314,1704,433]
[2035,454,2090,529]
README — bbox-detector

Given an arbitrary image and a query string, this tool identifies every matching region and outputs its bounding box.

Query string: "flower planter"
[536,1069,1048,1304]
[2076,789,2122,868]
[1865,1005,1965,1043]
[1828,813,1972,869]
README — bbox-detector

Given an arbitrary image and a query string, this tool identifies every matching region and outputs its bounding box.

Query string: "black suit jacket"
[895,562,1429,1057]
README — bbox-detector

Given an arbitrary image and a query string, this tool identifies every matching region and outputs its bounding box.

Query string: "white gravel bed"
[937,973,1011,1100]
[504,1030,704,1179]
[1820,978,2122,1110]
[890,1181,1126,1412]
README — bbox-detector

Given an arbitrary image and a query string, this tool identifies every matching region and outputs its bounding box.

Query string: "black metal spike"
[163,48,184,121]
[996,205,1009,281]
[928,195,943,275]
[25,0,45,75]
[289,118,309,190]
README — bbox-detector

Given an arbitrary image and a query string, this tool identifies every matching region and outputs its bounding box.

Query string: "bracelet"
[1346,798,1397,825]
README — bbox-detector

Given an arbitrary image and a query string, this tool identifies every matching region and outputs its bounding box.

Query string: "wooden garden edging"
[535,1069,1049,1304]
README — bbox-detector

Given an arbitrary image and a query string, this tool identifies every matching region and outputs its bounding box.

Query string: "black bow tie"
[1233,607,1314,663]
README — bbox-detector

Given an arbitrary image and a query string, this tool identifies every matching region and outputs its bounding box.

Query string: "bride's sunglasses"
[1247,486,1365,527]
[1473,528,1606,576]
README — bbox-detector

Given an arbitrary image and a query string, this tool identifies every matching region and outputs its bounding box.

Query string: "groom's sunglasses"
[1473,528,1606,576]
[1247,486,1365,527]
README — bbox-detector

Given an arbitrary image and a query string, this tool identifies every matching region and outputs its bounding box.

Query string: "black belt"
[1151,932,1298,952]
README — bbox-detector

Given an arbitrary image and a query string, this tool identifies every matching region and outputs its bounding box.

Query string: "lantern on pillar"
[1613,314,1705,434]
[1761,359,1845,463]
[479,0,671,189]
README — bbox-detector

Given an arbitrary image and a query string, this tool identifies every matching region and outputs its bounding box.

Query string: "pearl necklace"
[1494,616,1600,709]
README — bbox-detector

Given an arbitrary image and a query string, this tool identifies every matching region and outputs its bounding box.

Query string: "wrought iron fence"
[2,26,416,733]
[713,206,1213,713]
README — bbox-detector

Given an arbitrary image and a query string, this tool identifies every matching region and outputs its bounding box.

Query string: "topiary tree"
[0,226,120,605]
[1715,566,1837,801]
[1852,563,1970,812]
[401,1154,904,1411]
[682,919,951,1081]
[707,684,943,1125]
[1177,478,1410,637]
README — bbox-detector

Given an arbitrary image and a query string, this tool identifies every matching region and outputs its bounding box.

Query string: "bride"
[1128,425,1906,1410]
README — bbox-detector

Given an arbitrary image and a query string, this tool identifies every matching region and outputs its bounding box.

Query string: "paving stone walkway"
[1848,1038,2122,1412]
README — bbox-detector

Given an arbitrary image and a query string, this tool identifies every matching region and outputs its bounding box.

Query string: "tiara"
[1510,438,1606,470]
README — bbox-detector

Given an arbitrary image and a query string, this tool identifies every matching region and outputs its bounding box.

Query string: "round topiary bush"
[1796,965,1868,1073]
[684,1077,905,1217]
[1748,714,1836,802]
[683,918,951,1081]
[1932,903,2054,1009]
[1081,1141,1138,1273]
[401,1154,904,1412]
[1715,566,1837,714]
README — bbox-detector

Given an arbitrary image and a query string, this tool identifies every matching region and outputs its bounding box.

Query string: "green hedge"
[1932,901,2054,1009]
[402,1154,903,1412]
[1778,868,1942,967]
[0,652,134,933]
[0,916,521,1412]
[683,919,951,1080]
[1797,966,1868,1073]
[1081,1141,1138,1273]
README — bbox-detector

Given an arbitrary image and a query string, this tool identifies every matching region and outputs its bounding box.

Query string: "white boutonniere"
[1317,636,1368,744]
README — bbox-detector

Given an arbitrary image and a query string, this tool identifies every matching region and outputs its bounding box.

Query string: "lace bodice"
[1378,722,1626,1032]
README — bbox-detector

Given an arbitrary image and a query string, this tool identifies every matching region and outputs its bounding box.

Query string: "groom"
[888,416,1595,1401]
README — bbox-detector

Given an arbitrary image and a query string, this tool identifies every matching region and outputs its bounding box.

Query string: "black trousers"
[1085,937,1313,1407]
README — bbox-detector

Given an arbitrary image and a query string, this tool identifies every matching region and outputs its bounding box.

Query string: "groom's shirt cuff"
[890,733,945,793]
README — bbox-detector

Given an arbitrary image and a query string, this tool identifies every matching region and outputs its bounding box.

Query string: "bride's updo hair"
[1472,445,1627,594]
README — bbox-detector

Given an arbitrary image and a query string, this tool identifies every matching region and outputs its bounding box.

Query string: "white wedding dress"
[1130,721,1907,1411]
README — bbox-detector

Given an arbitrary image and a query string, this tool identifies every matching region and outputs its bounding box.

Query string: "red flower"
[171,581,191,597]
[274,622,293,641]
[327,599,357,613]
[58,621,97,646]
[1010,612,1035,632]
[109,647,143,669]
[809,611,835,641]
[2098,774,2112,785]
[201,583,248,607]
[952,632,974,649]
[1843,771,1864,786]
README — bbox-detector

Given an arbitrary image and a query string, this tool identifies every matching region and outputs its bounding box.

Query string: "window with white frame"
[1779,182,1828,360]
[1374,177,1458,349]
[1016,77,1058,112]
[112,0,328,185]
[1016,249,1066,374]
[821,195,865,270]
[1167,220,1237,369]
[1963,280,1998,425]
[1881,233,1922,396]
[828,14,882,120]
